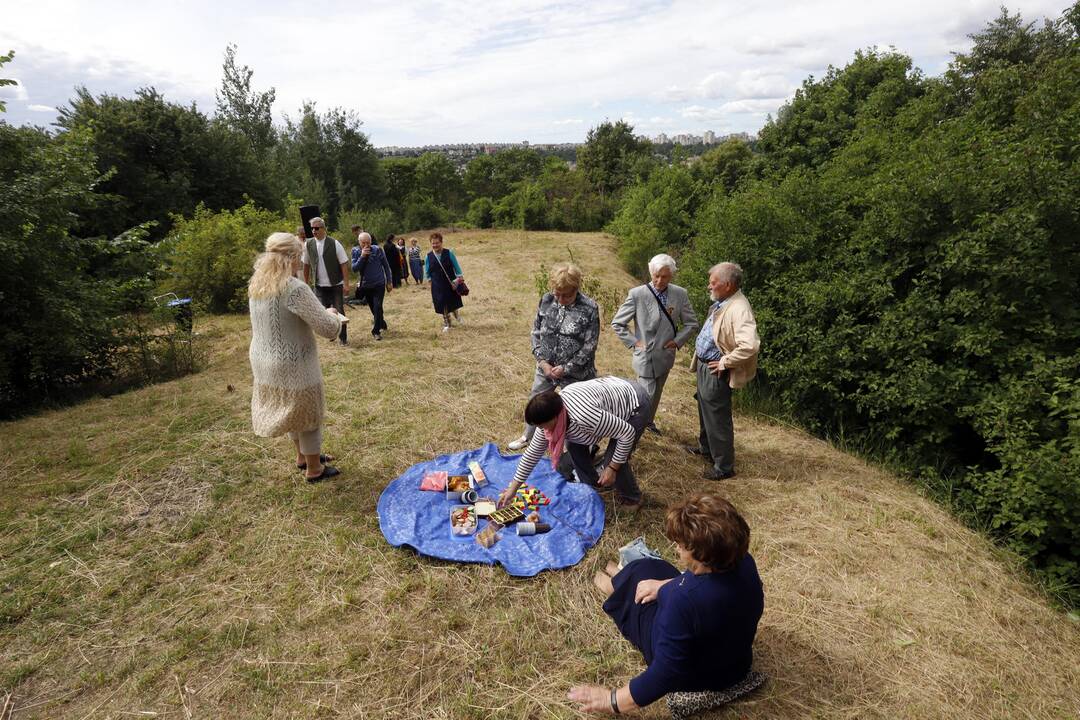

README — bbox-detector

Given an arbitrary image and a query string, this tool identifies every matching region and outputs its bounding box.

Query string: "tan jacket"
[689,290,760,388]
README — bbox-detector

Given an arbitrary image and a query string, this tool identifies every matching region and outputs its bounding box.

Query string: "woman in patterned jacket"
[506,262,600,451]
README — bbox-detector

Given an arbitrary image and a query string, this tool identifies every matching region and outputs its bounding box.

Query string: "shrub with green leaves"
[679,8,1080,600]
[164,201,286,313]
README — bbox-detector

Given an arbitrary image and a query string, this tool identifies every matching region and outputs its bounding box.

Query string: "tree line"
[609,5,1079,604]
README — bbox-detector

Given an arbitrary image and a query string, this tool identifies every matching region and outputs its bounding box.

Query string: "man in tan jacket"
[687,262,760,480]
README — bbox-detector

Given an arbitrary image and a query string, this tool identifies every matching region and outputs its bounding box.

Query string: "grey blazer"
[611,283,700,378]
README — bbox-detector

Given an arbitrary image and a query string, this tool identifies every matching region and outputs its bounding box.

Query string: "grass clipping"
[1,229,1078,719]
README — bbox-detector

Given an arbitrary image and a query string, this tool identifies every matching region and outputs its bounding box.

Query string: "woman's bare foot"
[605,561,621,577]
[592,570,614,597]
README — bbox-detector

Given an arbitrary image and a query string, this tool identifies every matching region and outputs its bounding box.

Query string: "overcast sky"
[0,0,1066,146]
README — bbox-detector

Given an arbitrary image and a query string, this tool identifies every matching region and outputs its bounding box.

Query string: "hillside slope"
[2,230,1078,719]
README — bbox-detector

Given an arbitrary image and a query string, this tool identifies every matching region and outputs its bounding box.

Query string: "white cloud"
[552,118,583,125]
[28,104,56,112]
[0,0,1068,143]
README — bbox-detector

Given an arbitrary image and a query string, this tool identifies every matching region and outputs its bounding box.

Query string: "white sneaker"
[442,325,451,333]
[507,434,529,450]
[453,312,463,325]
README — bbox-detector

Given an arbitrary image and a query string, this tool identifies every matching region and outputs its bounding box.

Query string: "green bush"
[0,124,200,416]
[466,197,495,228]
[164,201,286,313]
[403,196,447,232]
[681,8,1080,600]
[607,164,699,279]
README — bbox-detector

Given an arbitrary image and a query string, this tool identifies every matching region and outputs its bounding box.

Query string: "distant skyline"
[0,0,1066,146]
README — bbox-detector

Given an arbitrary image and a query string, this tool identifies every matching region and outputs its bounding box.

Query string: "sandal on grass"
[297,454,333,470]
[305,465,341,484]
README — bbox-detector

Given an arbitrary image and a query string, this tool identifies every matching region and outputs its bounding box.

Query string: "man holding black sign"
[302,217,350,345]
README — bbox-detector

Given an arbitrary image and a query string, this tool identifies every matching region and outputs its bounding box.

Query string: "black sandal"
[305,465,341,484]
[297,454,333,470]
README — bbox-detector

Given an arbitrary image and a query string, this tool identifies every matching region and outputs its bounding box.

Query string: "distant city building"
[703,130,716,144]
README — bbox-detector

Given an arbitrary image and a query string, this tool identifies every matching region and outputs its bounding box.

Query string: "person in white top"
[302,217,351,345]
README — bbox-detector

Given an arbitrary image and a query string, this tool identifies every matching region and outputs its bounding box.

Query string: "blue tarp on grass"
[377,442,605,577]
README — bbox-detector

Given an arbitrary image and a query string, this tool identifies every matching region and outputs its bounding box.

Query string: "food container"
[450,505,477,537]
[445,474,472,501]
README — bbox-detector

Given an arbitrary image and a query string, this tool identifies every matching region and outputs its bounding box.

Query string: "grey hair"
[648,253,678,276]
[709,262,744,288]
[310,216,326,227]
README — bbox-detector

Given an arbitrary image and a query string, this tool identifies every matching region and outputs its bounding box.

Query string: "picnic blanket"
[377,442,605,577]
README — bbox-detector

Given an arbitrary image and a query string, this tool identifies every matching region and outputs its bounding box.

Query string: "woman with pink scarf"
[499,376,650,510]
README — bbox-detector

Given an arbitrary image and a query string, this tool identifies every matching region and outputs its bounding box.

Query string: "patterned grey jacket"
[530,292,600,381]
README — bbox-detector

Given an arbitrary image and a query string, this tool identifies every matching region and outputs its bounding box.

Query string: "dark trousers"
[315,284,347,343]
[556,380,650,503]
[696,363,734,475]
[358,284,387,336]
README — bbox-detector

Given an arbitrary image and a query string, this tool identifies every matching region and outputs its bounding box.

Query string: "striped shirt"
[513,377,641,484]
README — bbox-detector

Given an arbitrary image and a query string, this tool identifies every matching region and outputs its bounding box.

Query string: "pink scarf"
[543,408,568,470]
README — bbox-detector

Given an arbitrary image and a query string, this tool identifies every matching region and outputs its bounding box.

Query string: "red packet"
[420,471,448,491]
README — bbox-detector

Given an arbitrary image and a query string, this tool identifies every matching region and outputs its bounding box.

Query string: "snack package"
[468,461,488,488]
[511,485,551,510]
[475,523,499,549]
[420,471,448,491]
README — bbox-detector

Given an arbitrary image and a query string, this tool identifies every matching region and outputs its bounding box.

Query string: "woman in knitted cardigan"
[249,232,347,482]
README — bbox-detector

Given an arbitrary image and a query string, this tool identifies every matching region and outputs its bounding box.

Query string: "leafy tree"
[56,86,272,240]
[576,120,653,197]
[682,3,1080,599]
[0,124,160,414]
[275,103,383,228]
[607,164,698,276]
[466,197,495,228]
[756,49,925,173]
[215,43,276,156]
[403,196,446,231]
[0,50,15,112]
[412,152,463,213]
[380,157,418,215]
[463,154,498,200]
[691,139,756,193]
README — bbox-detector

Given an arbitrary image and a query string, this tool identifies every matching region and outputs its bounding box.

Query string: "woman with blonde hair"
[249,232,347,482]
[506,262,599,450]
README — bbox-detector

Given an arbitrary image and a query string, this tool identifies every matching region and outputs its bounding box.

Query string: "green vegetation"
[609,5,1080,601]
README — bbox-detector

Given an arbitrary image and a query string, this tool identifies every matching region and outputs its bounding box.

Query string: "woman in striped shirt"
[499,376,650,509]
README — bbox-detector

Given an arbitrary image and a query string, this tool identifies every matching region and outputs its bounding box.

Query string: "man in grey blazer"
[611,253,700,434]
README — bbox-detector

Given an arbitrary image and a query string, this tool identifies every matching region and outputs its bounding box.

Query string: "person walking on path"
[249,232,346,483]
[302,217,350,345]
[423,232,465,332]
[506,262,599,451]
[407,237,424,286]
[687,262,760,480]
[611,253,699,435]
[350,231,393,341]
[385,233,404,288]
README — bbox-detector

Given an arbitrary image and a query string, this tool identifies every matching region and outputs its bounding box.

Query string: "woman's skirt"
[602,558,681,662]
[409,257,423,282]
[430,278,464,314]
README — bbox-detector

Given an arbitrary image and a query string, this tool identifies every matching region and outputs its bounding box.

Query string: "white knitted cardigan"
[249,277,342,437]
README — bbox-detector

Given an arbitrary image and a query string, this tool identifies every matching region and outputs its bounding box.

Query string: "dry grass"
[1,229,1078,719]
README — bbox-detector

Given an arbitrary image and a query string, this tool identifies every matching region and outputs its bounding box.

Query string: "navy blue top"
[351,245,393,288]
[628,554,764,707]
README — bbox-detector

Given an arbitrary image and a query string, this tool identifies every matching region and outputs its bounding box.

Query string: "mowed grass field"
[2,230,1078,719]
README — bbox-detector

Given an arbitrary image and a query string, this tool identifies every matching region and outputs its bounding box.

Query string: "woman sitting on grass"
[568,493,764,715]
[248,232,346,483]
